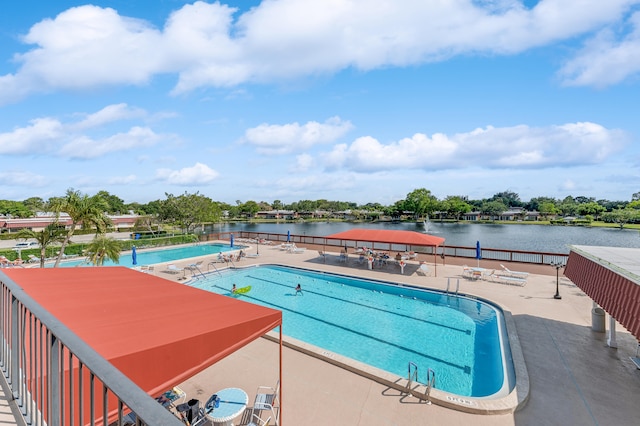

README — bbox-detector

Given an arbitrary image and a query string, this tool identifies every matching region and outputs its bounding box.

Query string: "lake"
[206,221,640,254]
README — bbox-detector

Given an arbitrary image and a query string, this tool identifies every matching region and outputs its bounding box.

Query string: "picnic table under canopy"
[324,229,446,276]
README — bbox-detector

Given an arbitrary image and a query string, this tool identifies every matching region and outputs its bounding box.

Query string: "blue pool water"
[192,265,514,398]
[51,243,243,267]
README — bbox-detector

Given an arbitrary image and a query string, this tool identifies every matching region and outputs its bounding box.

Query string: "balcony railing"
[0,272,183,426]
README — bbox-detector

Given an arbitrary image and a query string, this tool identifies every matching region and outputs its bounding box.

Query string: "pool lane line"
[207,281,472,374]
[245,274,473,335]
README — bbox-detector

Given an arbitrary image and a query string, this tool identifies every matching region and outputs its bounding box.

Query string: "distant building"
[0,214,139,233]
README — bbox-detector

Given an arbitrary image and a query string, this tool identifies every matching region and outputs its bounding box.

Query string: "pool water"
[193,265,514,398]
[51,243,244,267]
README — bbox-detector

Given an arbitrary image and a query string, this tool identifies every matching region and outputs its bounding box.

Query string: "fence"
[201,231,569,266]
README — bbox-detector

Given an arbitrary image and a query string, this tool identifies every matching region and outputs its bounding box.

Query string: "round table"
[205,387,248,426]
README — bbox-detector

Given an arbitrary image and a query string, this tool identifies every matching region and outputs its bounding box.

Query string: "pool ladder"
[407,363,436,404]
[445,277,460,296]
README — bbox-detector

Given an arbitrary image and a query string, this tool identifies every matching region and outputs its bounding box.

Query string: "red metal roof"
[2,267,282,422]
[565,249,640,340]
[325,228,445,247]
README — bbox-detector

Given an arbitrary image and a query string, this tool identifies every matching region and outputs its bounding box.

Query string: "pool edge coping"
[188,262,530,415]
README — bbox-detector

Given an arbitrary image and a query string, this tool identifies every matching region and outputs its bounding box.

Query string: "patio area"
[167,242,640,426]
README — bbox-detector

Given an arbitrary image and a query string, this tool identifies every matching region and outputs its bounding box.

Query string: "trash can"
[592,307,605,332]
[177,399,200,423]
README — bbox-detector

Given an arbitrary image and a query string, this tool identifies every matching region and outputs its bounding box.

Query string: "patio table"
[205,387,248,426]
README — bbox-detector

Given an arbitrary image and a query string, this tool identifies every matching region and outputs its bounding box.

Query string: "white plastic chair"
[247,414,272,426]
[253,380,279,425]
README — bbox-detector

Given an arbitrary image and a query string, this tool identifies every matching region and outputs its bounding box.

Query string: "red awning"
[565,249,640,340]
[325,229,445,247]
[3,267,282,420]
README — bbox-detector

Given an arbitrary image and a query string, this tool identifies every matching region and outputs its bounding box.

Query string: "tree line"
[3,188,640,236]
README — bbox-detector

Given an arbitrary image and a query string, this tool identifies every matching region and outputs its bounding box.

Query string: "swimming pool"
[50,243,244,267]
[192,264,516,399]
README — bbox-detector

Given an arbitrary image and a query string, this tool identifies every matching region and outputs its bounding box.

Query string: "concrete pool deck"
[2,239,638,425]
[152,242,640,426]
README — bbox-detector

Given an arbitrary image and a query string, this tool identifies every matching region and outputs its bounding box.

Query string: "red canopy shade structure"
[325,229,446,275]
[564,245,640,340]
[3,267,282,423]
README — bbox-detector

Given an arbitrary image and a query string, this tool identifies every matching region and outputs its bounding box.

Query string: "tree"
[441,196,472,221]
[0,200,33,218]
[48,189,111,267]
[404,188,439,219]
[490,190,522,207]
[558,196,578,216]
[22,196,46,212]
[602,208,639,229]
[85,235,121,266]
[159,192,221,233]
[96,190,127,214]
[480,200,507,220]
[239,200,260,218]
[272,200,283,210]
[576,202,605,220]
[15,224,66,268]
[538,202,558,220]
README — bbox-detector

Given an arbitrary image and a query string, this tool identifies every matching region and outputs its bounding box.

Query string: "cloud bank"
[1,0,639,104]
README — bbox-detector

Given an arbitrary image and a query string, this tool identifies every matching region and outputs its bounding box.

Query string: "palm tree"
[15,224,66,268]
[49,189,111,267]
[85,235,121,266]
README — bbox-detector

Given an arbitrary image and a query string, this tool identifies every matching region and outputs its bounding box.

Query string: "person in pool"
[232,284,237,293]
[295,283,303,295]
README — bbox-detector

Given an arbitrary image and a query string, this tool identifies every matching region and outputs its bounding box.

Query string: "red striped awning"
[565,249,640,340]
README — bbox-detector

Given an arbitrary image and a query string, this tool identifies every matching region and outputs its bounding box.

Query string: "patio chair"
[317,250,326,262]
[252,380,280,424]
[164,264,185,278]
[500,264,529,278]
[247,413,272,426]
[27,254,39,263]
[416,263,430,276]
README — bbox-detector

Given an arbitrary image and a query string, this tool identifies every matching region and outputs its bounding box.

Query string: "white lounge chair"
[499,264,529,278]
[165,264,185,278]
[27,254,39,263]
[490,272,527,286]
[416,264,430,276]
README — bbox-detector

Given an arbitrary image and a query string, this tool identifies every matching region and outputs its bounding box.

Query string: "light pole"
[551,261,565,300]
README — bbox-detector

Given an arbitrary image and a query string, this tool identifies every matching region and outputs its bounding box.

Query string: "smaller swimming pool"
[49,243,244,267]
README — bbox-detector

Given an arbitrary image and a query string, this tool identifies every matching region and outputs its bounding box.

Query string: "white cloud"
[72,103,147,130]
[559,11,640,87]
[1,0,638,103]
[244,116,353,154]
[0,117,64,154]
[59,126,163,159]
[0,104,168,158]
[323,122,627,172]
[291,153,315,172]
[0,170,48,187]
[155,162,219,185]
[107,174,138,185]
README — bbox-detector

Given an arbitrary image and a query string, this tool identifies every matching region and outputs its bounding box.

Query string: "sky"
[1,0,640,206]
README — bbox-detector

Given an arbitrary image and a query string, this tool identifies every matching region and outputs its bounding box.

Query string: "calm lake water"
[208,221,640,254]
